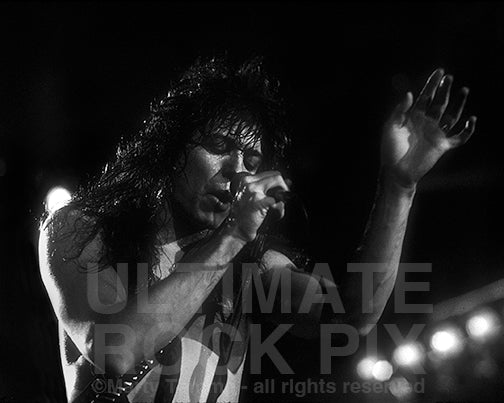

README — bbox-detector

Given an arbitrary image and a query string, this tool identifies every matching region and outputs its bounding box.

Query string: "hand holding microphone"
[231,172,293,203]
[225,171,291,242]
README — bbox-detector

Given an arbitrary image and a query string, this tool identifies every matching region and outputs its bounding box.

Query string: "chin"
[207,211,228,229]
[189,209,227,231]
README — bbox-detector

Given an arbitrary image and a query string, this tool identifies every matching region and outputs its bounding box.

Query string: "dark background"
[1,2,504,402]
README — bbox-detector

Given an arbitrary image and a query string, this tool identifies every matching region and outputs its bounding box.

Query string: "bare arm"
[39,211,247,376]
[260,69,476,337]
[340,171,415,335]
[39,171,290,376]
[341,68,476,334]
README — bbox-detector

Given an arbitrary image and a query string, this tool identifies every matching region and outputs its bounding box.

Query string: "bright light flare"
[393,342,425,367]
[372,360,394,382]
[389,376,412,399]
[356,357,377,380]
[45,186,72,214]
[466,309,500,341]
[430,327,463,356]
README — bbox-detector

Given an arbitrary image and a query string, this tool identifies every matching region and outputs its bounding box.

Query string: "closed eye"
[244,149,263,172]
[201,135,234,154]
[200,134,263,171]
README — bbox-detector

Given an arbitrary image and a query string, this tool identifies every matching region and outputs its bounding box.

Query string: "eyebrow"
[220,133,262,153]
[244,148,263,156]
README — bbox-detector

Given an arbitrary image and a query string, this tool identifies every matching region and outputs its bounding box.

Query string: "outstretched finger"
[450,116,477,147]
[413,68,445,112]
[440,87,469,132]
[427,75,453,121]
[390,92,413,126]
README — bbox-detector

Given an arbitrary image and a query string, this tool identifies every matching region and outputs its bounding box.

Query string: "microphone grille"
[231,172,251,196]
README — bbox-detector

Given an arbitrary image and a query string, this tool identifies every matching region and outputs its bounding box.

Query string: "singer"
[38,57,475,402]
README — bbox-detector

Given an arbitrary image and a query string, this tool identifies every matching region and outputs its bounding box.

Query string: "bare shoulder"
[261,249,297,270]
[39,206,126,324]
[39,206,102,270]
[39,208,127,360]
[261,248,309,274]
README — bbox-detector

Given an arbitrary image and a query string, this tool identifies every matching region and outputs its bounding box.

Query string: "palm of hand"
[382,69,476,187]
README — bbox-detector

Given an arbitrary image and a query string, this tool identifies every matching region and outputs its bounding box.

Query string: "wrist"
[378,167,417,198]
[219,216,253,245]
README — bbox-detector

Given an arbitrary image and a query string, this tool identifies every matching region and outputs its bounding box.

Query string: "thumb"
[390,91,413,126]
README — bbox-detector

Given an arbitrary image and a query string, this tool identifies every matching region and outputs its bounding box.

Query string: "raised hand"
[381,68,477,188]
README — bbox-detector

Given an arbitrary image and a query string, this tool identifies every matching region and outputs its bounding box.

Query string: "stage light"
[356,357,377,380]
[45,186,72,214]
[392,342,425,368]
[372,360,393,382]
[389,376,412,399]
[466,309,500,341]
[430,327,463,356]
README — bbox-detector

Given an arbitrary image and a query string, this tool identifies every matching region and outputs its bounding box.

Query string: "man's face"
[172,124,264,230]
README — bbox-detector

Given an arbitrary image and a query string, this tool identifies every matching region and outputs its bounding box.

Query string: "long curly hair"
[49,56,291,292]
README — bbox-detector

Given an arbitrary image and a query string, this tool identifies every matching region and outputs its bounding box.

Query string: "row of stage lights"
[355,307,501,399]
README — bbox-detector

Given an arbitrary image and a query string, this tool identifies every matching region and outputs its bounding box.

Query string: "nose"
[221,149,246,181]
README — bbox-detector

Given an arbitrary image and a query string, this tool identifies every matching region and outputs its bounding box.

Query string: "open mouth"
[209,189,233,204]
[207,190,232,212]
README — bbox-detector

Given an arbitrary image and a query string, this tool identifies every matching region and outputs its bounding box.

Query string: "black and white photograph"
[1,2,504,403]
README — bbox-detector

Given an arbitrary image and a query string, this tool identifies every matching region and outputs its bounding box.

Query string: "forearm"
[341,169,416,333]
[94,224,247,374]
[334,68,475,334]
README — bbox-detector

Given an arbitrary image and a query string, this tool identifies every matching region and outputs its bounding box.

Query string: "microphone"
[229,172,310,255]
[230,172,293,203]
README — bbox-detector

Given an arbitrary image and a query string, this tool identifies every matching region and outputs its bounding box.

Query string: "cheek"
[195,154,222,180]
[189,149,221,185]
[177,148,222,197]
